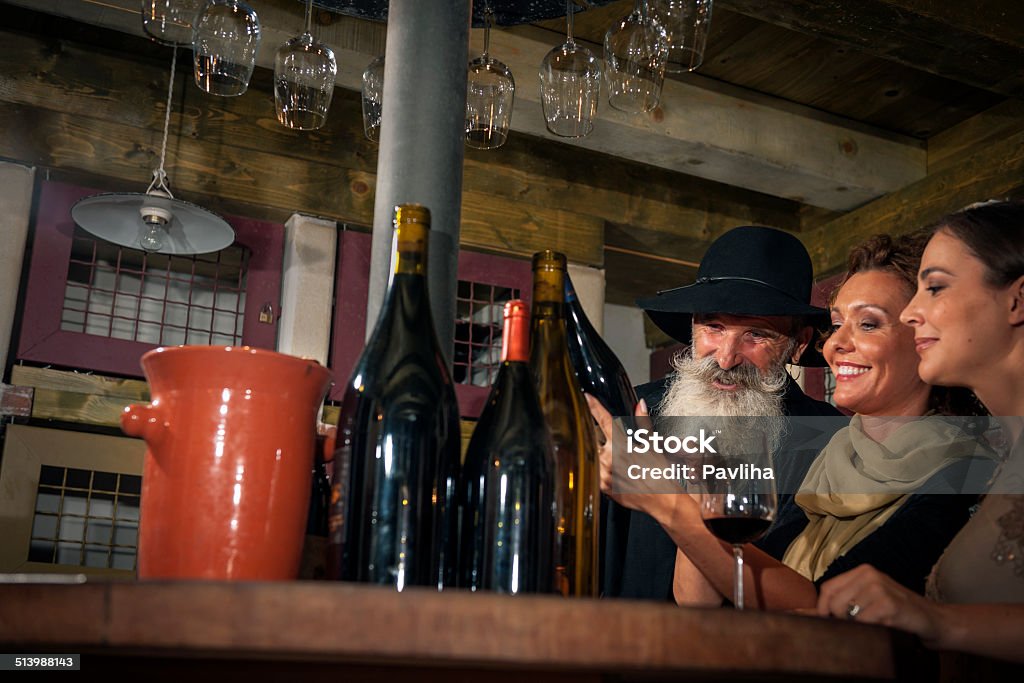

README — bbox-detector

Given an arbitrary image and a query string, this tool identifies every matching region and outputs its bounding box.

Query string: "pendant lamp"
[72,48,235,255]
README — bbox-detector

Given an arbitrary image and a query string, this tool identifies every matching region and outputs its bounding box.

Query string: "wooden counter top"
[0,580,919,680]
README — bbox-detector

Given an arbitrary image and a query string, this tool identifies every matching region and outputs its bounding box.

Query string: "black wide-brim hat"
[637,226,829,367]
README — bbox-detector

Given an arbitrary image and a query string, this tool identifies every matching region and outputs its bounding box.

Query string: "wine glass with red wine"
[699,430,777,610]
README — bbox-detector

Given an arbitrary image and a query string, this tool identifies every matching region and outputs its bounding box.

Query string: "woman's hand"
[816,564,947,645]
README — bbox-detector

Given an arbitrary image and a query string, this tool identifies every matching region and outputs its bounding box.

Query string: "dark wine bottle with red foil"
[530,251,599,597]
[298,450,331,580]
[460,300,555,594]
[564,271,639,422]
[328,204,461,591]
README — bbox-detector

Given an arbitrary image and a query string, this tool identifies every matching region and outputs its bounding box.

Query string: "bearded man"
[598,226,843,601]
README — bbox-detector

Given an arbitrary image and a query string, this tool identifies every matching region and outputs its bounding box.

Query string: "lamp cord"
[148,45,176,198]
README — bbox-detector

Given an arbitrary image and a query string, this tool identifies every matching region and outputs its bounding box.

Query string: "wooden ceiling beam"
[801,115,1024,279]
[719,0,1024,98]
[8,0,926,212]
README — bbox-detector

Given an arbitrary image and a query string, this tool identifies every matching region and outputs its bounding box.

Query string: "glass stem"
[304,0,313,35]
[565,0,574,44]
[483,12,491,58]
[733,545,745,610]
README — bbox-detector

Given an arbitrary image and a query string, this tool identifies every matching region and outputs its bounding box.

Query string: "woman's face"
[824,270,930,416]
[899,230,1012,391]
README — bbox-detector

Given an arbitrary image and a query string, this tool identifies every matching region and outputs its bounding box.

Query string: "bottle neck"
[531,265,566,319]
[393,221,429,276]
[501,301,530,363]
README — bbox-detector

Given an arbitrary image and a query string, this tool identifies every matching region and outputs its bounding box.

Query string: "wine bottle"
[529,250,600,597]
[564,270,639,423]
[307,450,331,538]
[298,450,331,580]
[328,204,461,591]
[460,300,555,594]
[563,270,639,598]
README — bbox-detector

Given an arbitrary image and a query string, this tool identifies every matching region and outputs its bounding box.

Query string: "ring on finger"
[845,602,862,620]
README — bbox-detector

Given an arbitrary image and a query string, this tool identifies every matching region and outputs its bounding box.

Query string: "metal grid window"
[453,280,520,388]
[60,226,249,347]
[824,367,837,406]
[29,465,140,570]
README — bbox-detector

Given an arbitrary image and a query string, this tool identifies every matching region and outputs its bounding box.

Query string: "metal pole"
[365,0,469,366]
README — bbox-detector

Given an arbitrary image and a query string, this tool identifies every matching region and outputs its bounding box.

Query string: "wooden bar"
[0,580,915,680]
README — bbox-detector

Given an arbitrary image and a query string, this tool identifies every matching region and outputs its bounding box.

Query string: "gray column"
[0,162,35,377]
[364,0,470,366]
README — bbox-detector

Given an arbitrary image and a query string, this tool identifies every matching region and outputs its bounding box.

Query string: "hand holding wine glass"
[699,429,777,610]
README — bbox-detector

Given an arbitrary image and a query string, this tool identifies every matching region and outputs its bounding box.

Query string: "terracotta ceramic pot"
[122,346,331,580]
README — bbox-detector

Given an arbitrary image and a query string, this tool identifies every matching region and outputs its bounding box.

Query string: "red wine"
[530,251,599,597]
[460,300,555,594]
[328,205,461,591]
[703,517,772,545]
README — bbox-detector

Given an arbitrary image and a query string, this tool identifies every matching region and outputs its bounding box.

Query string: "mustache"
[685,353,790,394]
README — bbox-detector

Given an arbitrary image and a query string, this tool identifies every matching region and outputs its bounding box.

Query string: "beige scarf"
[783,415,983,582]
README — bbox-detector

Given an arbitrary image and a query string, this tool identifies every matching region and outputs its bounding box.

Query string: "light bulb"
[139,203,173,253]
[140,219,167,252]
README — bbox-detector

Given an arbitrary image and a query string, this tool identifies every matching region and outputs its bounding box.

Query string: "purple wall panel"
[16,179,284,378]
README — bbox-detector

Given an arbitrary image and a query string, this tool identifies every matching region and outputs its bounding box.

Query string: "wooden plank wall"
[0,6,809,309]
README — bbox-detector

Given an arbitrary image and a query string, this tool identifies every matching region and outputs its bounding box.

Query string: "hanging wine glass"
[192,0,261,97]
[274,0,337,130]
[539,0,602,138]
[361,55,385,143]
[650,0,714,73]
[466,7,515,150]
[603,0,669,114]
[142,0,202,46]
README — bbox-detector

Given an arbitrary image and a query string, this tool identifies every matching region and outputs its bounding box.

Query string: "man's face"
[692,313,808,390]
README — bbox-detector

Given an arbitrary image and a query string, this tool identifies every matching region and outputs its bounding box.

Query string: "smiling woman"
[826,269,929,418]
[757,231,995,596]
[823,233,985,418]
[816,201,1024,665]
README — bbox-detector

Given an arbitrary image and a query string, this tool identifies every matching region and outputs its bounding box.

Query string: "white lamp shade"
[71,192,236,255]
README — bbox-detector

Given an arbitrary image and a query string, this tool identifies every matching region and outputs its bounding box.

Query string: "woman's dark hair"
[927,200,1024,287]
[823,231,988,417]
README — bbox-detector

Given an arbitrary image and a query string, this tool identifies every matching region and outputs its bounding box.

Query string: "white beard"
[658,350,790,418]
[656,349,790,454]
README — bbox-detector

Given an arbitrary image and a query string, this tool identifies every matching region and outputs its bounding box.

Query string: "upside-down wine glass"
[603,0,669,114]
[539,0,602,138]
[142,0,202,46]
[699,428,777,610]
[466,7,515,149]
[361,54,385,142]
[192,0,261,97]
[274,0,337,130]
[650,0,714,73]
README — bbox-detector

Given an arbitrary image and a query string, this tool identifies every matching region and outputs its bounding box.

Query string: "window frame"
[16,179,283,378]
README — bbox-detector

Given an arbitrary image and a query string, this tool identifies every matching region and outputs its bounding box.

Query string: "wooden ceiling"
[3,0,1022,323]
[546,1,1005,139]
